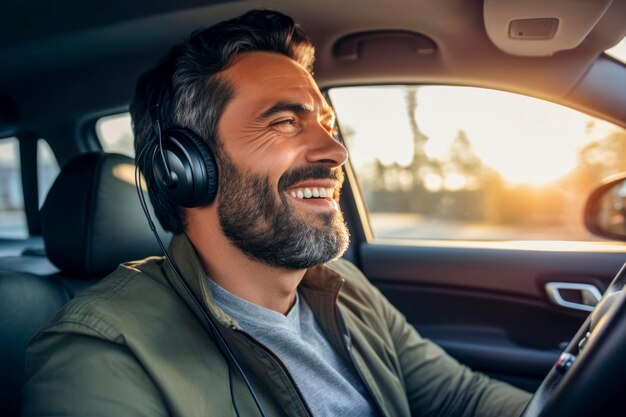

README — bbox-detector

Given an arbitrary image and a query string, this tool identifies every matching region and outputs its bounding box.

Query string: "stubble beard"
[216,153,350,269]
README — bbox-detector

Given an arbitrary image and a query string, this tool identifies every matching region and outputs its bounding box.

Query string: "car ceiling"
[1,0,625,142]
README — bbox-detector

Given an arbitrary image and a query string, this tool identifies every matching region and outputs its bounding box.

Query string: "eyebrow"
[256,101,335,122]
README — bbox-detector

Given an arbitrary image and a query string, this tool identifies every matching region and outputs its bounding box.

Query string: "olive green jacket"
[23,234,530,417]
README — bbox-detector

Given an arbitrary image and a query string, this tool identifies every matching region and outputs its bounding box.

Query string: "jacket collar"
[165,234,345,330]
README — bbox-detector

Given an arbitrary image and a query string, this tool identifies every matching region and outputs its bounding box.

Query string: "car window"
[0,138,58,238]
[37,139,59,207]
[97,113,134,157]
[0,138,25,238]
[605,35,626,64]
[329,85,626,242]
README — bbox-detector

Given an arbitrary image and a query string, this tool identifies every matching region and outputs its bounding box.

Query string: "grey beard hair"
[216,153,350,269]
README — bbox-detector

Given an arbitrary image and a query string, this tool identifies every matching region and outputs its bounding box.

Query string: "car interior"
[1,0,626,416]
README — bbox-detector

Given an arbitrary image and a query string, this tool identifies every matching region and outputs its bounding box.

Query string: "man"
[22,10,531,416]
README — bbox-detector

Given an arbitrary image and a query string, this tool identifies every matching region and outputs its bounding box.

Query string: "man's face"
[214,52,350,269]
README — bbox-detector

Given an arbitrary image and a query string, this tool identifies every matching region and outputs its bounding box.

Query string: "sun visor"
[484,0,613,57]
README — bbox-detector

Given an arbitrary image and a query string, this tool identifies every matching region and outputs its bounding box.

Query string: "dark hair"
[130,10,315,233]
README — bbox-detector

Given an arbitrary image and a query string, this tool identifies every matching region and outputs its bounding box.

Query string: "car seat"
[0,152,169,416]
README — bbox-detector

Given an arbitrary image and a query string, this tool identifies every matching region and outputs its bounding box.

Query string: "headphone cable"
[134,146,267,417]
[149,104,176,186]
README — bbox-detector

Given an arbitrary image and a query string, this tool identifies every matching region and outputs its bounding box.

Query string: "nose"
[304,124,349,168]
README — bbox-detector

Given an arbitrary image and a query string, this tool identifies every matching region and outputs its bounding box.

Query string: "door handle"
[545,282,603,312]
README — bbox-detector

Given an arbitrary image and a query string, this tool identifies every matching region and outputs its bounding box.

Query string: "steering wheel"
[521,263,626,417]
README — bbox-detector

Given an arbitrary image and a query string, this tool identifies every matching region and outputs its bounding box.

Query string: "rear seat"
[0,152,169,416]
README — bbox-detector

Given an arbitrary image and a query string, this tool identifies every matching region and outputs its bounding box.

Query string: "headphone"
[149,102,219,207]
[138,96,267,417]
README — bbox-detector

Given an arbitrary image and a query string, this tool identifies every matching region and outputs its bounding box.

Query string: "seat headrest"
[41,152,170,277]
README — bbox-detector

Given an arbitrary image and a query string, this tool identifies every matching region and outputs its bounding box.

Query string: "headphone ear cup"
[154,128,218,207]
[183,129,219,206]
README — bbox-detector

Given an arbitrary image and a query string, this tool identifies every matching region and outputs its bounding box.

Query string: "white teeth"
[289,187,335,199]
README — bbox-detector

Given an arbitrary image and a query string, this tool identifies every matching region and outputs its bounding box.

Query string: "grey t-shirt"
[208,278,376,417]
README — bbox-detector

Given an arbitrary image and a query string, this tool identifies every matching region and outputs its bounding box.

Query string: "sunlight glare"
[605,35,626,64]
[331,85,619,186]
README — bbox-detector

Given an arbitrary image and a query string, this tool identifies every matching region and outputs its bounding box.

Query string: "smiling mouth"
[286,186,338,210]
[288,186,334,200]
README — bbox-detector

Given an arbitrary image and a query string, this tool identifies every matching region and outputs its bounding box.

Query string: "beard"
[215,153,350,269]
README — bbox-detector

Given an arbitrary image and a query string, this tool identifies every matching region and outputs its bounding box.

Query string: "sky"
[329,85,622,185]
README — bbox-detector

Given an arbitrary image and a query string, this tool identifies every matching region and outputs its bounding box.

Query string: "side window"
[96,113,134,157]
[0,138,25,238]
[38,140,60,207]
[329,85,626,242]
[0,138,59,238]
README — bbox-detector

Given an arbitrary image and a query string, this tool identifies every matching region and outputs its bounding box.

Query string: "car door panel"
[359,241,625,390]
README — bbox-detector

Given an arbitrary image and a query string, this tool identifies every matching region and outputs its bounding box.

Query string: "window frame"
[18,132,41,235]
